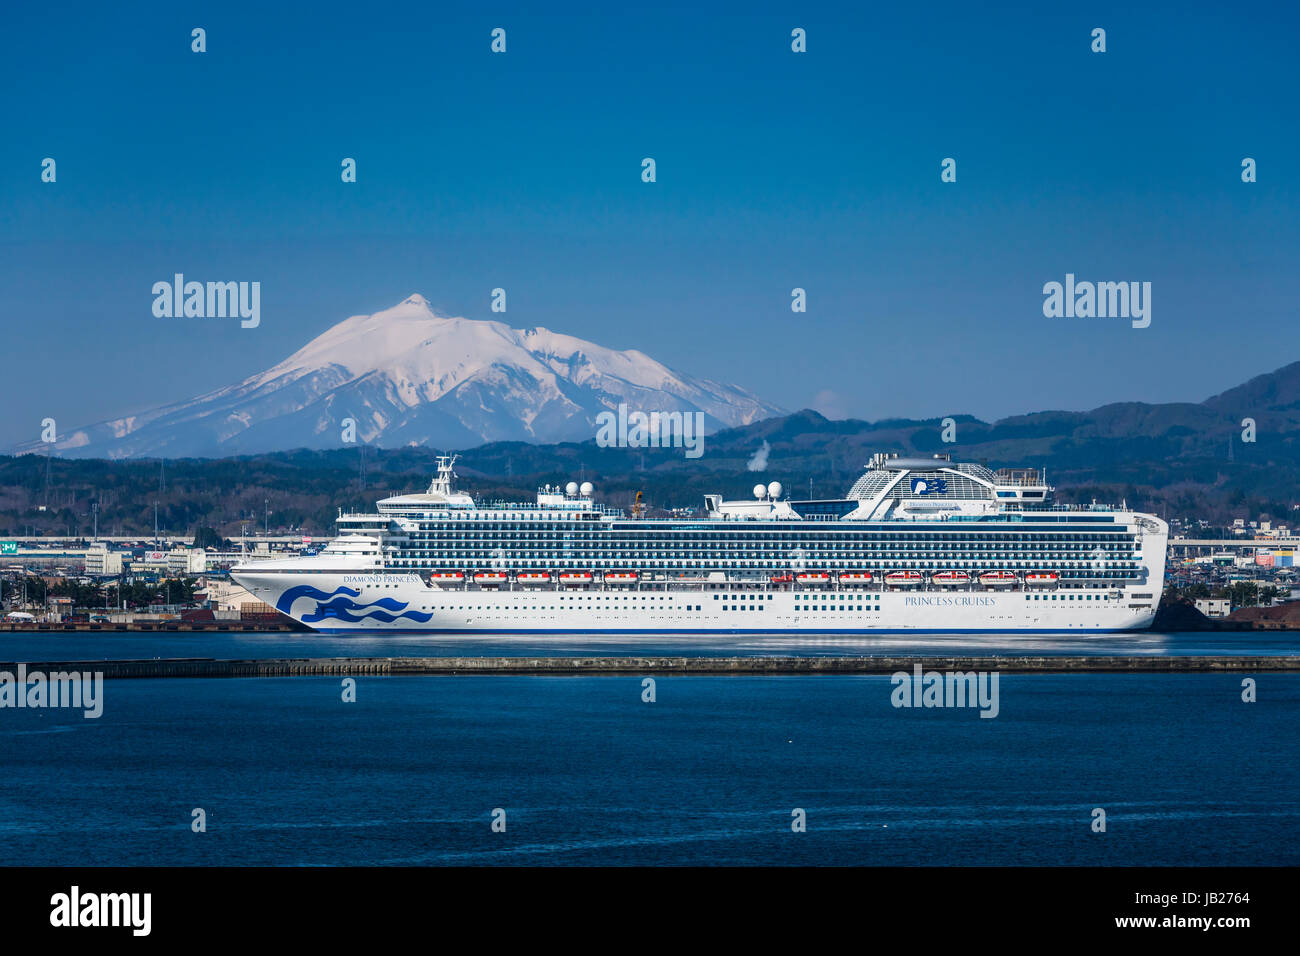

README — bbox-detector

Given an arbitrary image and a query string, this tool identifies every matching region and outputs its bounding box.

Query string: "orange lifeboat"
[979,570,1017,588]
[795,572,831,586]
[559,571,594,587]
[1025,571,1060,587]
[884,570,923,588]
[838,572,874,586]
[604,571,639,584]
[931,570,971,587]
[516,571,552,585]
[425,571,465,583]
[473,572,509,587]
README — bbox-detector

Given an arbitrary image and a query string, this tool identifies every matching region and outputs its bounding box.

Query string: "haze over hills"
[12,295,783,459]
[17,288,1297,481]
[1,360,1296,536]
[445,359,1300,512]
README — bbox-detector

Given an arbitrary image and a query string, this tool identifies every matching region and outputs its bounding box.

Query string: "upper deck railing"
[994,468,1045,487]
[342,499,626,520]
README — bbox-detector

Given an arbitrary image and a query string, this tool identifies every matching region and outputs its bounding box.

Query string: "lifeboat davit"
[884,570,923,588]
[516,571,552,585]
[559,571,594,587]
[838,572,874,586]
[473,572,509,587]
[1025,571,1060,587]
[604,571,639,584]
[795,572,831,586]
[931,570,971,587]
[979,570,1018,588]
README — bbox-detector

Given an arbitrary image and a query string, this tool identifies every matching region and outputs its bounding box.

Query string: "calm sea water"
[1,672,1296,865]
[1,629,1298,661]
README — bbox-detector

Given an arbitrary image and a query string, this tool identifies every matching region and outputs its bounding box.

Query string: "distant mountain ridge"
[9,293,1299,519]
[13,294,784,459]
[443,358,1300,514]
[1,360,1295,535]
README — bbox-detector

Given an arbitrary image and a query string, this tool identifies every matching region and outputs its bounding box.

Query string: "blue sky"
[1,1,1296,449]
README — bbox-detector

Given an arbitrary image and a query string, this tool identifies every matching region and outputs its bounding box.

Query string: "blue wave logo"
[911,477,947,495]
[276,584,433,625]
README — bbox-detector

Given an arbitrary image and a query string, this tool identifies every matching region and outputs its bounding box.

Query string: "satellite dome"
[565,481,578,496]
[767,481,782,499]
[579,481,593,497]
[753,483,767,499]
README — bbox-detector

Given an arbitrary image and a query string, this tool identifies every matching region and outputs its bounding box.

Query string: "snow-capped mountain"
[19,295,784,459]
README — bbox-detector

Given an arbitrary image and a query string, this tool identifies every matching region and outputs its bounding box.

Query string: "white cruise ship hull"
[232,570,1160,634]
[230,453,1168,636]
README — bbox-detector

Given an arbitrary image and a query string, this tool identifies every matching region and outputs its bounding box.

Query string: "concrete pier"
[0,655,1297,678]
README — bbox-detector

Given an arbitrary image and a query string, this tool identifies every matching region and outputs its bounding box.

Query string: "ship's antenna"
[429,453,459,494]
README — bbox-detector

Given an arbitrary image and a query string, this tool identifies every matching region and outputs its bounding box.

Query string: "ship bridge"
[374,455,476,514]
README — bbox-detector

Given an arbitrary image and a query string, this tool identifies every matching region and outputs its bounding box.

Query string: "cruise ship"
[230,454,1168,633]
